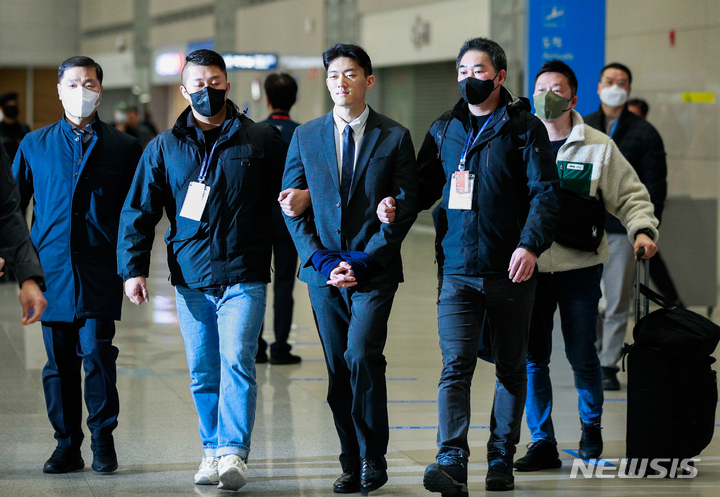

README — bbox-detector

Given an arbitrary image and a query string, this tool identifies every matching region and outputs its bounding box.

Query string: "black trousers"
[259,204,299,356]
[308,282,398,471]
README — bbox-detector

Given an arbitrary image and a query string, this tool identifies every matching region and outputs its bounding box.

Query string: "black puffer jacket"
[417,88,560,276]
[584,105,667,233]
[118,101,287,287]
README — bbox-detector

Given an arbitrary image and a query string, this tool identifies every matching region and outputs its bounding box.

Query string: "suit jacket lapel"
[320,112,340,191]
[350,108,381,200]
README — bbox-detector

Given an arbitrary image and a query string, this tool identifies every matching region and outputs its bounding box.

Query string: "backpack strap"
[432,111,453,161]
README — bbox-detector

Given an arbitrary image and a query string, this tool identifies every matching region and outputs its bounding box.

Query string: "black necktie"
[340,124,354,208]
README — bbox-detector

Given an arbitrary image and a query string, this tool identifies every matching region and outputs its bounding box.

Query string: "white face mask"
[62,86,101,118]
[599,85,628,108]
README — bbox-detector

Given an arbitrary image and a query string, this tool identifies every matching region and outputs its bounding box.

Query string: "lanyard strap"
[459,110,495,171]
[198,140,220,183]
[609,118,619,138]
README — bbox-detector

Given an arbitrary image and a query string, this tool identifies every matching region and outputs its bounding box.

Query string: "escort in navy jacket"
[13,115,141,322]
[282,106,418,286]
[117,101,287,288]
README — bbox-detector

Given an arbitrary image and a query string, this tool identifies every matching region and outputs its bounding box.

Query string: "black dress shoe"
[269,352,302,365]
[91,438,118,473]
[602,367,620,390]
[360,458,388,495]
[43,446,84,474]
[333,470,360,493]
[256,349,268,364]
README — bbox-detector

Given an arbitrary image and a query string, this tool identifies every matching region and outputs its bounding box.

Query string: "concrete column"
[133,0,152,114]
[215,0,239,53]
[491,0,526,97]
[25,68,34,129]
[325,0,359,47]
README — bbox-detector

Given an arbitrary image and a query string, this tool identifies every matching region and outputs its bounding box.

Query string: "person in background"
[584,63,667,391]
[256,73,302,365]
[626,97,683,307]
[114,103,156,149]
[627,98,649,120]
[13,56,142,475]
[0,91,31,161]
[118,49,287,492]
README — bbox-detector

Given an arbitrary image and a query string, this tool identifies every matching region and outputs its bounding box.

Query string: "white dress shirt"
[332,104,370,183]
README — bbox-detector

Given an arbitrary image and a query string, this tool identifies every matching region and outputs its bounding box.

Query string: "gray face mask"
[534,90,571,121]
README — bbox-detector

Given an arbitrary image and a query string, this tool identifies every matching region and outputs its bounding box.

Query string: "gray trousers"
[596,233,635,370]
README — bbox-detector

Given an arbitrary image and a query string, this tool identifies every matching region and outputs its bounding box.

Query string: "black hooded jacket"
[417,88,560,276]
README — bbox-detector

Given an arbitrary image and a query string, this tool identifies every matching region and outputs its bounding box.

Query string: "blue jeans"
[525,265,604,443]
[436,273,536,464]
[175,282,266,459]
[41,319,119,449]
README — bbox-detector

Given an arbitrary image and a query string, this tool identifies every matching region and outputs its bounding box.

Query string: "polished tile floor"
[1,220,718,496]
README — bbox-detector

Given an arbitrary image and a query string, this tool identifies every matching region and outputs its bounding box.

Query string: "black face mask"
[2,105,19,119]
[458,74,499,105]
[188,86,227,117]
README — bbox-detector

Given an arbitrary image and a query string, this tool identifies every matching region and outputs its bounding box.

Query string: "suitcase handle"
[635,248,649,323]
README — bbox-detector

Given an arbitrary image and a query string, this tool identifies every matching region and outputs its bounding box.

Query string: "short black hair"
[600,62,632,86]
[58,56,104,84]
[264,73,298,111]
[627,98,649,117]
[182,49,228,85]
[535,59,578,97]
[456,37,507,72]
[0,92,18,108]
[323,44,372,76]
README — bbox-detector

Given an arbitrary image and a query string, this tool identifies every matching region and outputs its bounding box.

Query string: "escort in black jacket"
[13,57,142,475]
[416,38,559,494]
[117,50,287,491]
[583,62,668,390]
[0,145,46,323]
[282,45,418,495]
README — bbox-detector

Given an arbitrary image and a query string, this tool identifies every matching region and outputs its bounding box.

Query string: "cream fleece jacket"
[537,110,659,273]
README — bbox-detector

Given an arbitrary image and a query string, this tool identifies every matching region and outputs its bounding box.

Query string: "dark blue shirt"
[261,111,300,145]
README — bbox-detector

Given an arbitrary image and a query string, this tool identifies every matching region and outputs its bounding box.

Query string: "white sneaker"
[194,456,219,485]
[218,454,247,491]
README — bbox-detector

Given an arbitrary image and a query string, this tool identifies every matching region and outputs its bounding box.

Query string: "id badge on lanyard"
[448,111,493,210]
[180,141,218,221]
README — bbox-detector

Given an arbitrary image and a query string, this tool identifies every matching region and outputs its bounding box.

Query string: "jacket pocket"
[221,144,265,190]
[165,221,203,243]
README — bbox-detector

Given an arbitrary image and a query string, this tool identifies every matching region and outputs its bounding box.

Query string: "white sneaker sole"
[218,467,246,491]
[194,473,219,485]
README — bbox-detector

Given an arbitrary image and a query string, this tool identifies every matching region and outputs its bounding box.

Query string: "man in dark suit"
[281,44,418,494]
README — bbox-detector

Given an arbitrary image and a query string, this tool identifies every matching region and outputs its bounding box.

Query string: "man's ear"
[497,69,507,85]
[180,85,191,103]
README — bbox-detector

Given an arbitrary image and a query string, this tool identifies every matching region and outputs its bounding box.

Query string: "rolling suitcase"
[622,250,718,477]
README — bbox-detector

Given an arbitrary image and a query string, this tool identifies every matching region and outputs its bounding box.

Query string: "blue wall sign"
[222,53,278,71]
[527,1,606,117]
